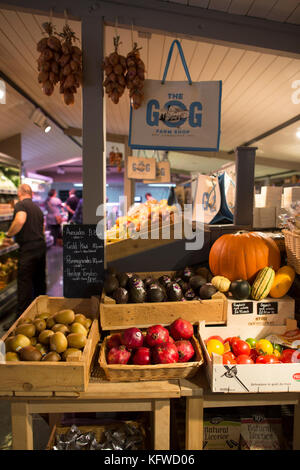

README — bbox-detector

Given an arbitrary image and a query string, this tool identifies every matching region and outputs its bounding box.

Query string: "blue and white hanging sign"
[129,40,222,152]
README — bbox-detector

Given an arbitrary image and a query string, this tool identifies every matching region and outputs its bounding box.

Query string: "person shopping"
[5,184,46,316]
[65,189,79,221]
[45,189,64,245]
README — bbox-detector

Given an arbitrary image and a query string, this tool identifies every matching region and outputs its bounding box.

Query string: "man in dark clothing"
[65,189,79,221]
[6,184,46,315]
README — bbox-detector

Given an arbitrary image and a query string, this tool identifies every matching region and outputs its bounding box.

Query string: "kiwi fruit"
[36,312,51,320]
[73,314,87,326]
[10,334,31,352]
[30,337,37,346]
[54,309,75,325]
[5,352,20,362]
[38,329,54,345]
[15,323,36,338]
[35,343,48,356]
[70,322,88,337]
[52,324,70,335]
[33,319,46,333]
[42,351,61,362]
[19,345,42,362]
[46,316,56,329]
[50,332,68,353]
[67,333,87,350]
[62,348,82,361]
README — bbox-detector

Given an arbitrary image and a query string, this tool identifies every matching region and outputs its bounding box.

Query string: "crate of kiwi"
[100,267,228,331]
[0,295,100,395]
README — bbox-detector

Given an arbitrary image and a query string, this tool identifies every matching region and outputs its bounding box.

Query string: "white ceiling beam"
[1,0,300,58]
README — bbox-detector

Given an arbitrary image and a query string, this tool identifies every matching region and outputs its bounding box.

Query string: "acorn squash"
[230,279,251,300]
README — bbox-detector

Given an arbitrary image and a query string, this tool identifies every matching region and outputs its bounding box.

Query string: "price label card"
[257,302,278,316]
[63,225,104,298]
[232,302,253,315]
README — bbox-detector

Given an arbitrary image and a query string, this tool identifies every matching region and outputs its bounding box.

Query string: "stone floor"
[0,245,64,450]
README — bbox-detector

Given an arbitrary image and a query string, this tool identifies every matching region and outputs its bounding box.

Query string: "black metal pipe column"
[234,146,257,227]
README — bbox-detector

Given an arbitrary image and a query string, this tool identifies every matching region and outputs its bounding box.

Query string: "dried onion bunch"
[37,22,62,96]
[58,24,82,105]
[125,42,145,110]
[102,35,127,104]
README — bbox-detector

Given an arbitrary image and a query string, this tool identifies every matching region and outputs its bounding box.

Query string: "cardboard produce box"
[199,293,299,393]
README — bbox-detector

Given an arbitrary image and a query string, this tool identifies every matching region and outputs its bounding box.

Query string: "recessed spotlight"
[44,124,51,133]
[296,129,300,139]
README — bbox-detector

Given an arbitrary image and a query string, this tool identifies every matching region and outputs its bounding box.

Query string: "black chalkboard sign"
[232,302,253,315]
[257,302,278,316]
[63,224,104,298]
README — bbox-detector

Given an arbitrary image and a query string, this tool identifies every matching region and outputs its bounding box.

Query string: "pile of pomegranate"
[106,318,196,365]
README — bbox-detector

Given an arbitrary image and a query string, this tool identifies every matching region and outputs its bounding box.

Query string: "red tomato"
[236,355,254,364]
[232,339,251,357]
[262,354,280,364]
[206,335,224,344]
[222,352,237,365]
[249,349,259,362]
[281,349,299,363]
[256,355,266,364]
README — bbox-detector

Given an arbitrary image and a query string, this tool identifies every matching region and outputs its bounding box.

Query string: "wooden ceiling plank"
[227,0,254,15]
[197,44,229,81]
[208,0,232,12]
[285,4,300,24]
[246,0,279,19]
[266,0,300,22]
[189,0,210,6]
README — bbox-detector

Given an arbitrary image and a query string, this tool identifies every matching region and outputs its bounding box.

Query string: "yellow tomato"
[256,339,273,356]
[273,349,281,359]
[206,339,224,357]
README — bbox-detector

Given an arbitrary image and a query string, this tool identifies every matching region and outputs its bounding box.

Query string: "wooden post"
[185,396,204,450]
[81,17,106,224]
[124,136,134,215]
[11,402,33,450]
[152,399,170,450]
[234,146,257,227]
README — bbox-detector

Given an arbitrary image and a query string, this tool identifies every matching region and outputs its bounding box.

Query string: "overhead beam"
[2,0,300,58]
[181,150,300,171]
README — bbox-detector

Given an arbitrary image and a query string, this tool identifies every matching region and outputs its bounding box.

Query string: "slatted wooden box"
[0,295,100,395]
[100,271,227,330]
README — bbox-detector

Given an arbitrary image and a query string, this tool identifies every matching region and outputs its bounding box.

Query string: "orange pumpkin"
[209,231,281,282]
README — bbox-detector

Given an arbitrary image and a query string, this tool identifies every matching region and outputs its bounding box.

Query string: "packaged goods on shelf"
[203,410,241,450]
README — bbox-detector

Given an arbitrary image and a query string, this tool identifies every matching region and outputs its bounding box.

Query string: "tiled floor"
[0,245,63,450]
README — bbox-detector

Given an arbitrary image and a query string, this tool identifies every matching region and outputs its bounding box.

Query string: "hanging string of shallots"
[102,34,127,104]
[125,40,145,110]
[37,21,62,96]
[36,12,82,105]
[58,22,83,105]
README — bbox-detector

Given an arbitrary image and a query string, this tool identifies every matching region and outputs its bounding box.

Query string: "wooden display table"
[180,372,300,450]
[1,363,180,450]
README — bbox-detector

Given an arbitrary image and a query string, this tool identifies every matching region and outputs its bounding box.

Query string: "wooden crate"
[46,421,147,450]
[99,333,203,382]
[100,271,227,330]
[0,296,100,394]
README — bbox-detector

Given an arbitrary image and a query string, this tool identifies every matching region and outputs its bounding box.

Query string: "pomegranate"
[121,327,144,350]
[175,340,195,362]
[168,336,175,344]
[132,347,151,365]
[145,324,169,347]
[107,333,122,349]
[107,345,131,364]
[170,318,193,340]
[152,342,179,364]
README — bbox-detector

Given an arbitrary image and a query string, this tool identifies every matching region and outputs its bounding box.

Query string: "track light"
[30,108,52,133]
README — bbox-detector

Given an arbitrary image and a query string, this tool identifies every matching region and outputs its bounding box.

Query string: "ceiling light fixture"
[0,79,6,104]
[30,107,52,133]
[296,129,300,139]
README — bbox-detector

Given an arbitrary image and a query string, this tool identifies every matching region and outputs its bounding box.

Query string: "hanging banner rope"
[129,39,222,152]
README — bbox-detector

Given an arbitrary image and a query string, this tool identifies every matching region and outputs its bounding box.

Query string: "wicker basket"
[99,335,203,382]
[283,229,300,274]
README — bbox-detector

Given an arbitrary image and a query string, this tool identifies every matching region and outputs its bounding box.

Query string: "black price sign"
[257,302,278,315]
[232,302,253,315]
[63,224,104,298]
